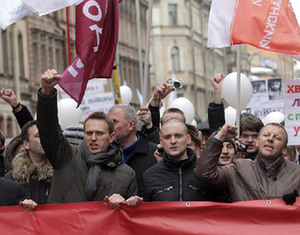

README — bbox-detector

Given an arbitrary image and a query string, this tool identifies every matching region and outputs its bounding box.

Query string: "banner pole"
[236,45,241,138]
[66,7,72,65]
[113,61,122,104]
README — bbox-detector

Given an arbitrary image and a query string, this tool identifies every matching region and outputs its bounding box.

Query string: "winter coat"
[143,148,216,202]
[0,177,27,206]
[125,132,157,197]
[37,88,138,203]
[5,151,52,204]
[195,138,300,202]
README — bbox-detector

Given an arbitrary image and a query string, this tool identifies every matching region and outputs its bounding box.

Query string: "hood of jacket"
[11,151,53,184]
[4,135,23,171]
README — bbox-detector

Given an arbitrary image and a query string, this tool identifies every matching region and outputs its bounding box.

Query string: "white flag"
[207,0,235,48]
[0,0,32,30]
[21,0,78,16]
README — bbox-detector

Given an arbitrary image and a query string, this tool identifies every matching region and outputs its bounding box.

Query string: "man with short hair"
[5,120,52,204]
[160,108,185,125]
[195,122,300,202]
[143,119,216,202]
[218,139,236,165]
[108,104,157,197]
[239,114,264,160]
[37,69,138,204]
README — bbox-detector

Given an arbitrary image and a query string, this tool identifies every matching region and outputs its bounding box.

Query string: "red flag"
[59,0,119,106]
[208,0,300,58]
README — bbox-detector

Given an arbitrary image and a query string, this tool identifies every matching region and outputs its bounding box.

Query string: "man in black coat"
[108,104,157,197]
[143,119,217,202]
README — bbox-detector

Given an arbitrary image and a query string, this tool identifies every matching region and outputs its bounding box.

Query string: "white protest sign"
[284,80,300,145]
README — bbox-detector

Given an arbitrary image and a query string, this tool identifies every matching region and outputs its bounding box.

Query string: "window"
[171,46,180,72]
[168,4,178,26]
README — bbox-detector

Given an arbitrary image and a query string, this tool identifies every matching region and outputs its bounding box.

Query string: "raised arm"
[208,73,226,131]
[0,88,34,128]
[148,79,175,128]
[195,123,238,192]
[36,69,72,169]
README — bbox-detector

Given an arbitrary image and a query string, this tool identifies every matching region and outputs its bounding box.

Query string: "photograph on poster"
[268,78,283,100]
[252,80,266,94]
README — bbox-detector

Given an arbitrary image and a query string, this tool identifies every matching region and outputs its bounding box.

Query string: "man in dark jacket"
[108,104,157,197]
[143,119,216,202]
[37,69,138,204]
[5,120,52,205]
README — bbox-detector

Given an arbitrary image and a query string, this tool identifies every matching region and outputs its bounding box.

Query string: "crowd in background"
[1,71,300,211]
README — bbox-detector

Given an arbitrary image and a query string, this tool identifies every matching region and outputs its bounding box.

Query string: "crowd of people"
[0,70,300,211]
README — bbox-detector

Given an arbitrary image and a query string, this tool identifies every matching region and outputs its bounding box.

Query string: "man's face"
[256,125,286,162]
[24,125,45,156]
[240,130,259,154]
[200,133,209,152]
[160,122,191,161]
[108,108,133,145]
[188,140,201,156]
[84,119,115,154]
[161,112,184,125]
[218,142,235,165]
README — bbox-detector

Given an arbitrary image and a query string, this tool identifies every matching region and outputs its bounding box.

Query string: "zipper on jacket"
[179,167,183,201]
[153,186,174,198]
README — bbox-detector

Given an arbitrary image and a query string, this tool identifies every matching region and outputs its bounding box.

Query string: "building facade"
[149,0,228,121]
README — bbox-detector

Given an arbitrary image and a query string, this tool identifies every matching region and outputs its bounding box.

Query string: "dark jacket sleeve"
[36,88,72,169]
[141,126,160,144]
[148,104,160,129]
[208,102,225,131]
[194,138,228,192]
[14,105,34,129]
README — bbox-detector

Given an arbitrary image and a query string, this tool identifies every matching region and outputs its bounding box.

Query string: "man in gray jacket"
[37,69,138,204]
[195,122,300,203]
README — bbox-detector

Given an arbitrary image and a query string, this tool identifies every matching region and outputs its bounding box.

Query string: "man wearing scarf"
[36,69,138,204]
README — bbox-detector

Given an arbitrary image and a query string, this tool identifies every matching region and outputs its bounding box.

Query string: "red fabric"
[1,199,300,234]
[59,0,119,106]
[231,0,300,55]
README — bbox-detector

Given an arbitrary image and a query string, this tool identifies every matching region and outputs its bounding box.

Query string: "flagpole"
[66,7,72,65]
[142,0,153,106]
[236,45,241,138]
[135,0,144,93]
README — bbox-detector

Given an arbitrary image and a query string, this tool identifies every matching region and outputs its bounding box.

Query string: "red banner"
[59,0,119,106]
[1,198,300,234]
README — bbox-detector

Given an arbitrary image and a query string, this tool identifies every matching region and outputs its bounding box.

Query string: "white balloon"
[191,119,197,127]
[120,85,133,104]
[225,106,236,125]
[58,98,82,130]
[169,97,195,124]
[221,72,253,110]
[262,112,284,125]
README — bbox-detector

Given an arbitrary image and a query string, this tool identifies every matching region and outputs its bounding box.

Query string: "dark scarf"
[81,143,122,201]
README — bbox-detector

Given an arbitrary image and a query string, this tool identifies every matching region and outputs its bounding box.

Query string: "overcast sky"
[290,0,300,24]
